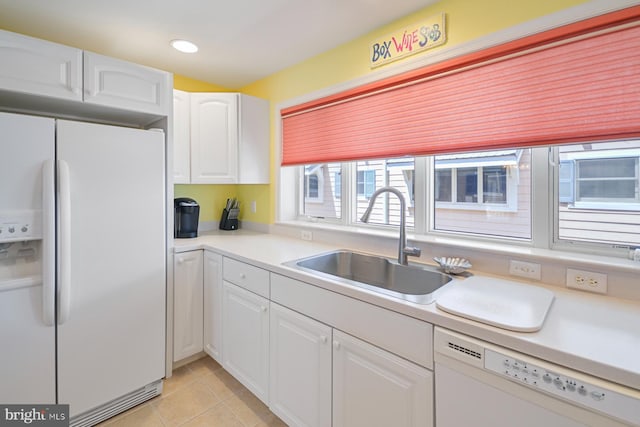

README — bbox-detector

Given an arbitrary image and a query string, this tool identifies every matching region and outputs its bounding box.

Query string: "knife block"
[219,208,239,230]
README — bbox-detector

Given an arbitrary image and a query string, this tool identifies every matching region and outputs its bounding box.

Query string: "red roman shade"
[281,6,640,166]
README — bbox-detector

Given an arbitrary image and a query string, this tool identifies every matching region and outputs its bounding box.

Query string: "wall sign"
[370,13,446,68]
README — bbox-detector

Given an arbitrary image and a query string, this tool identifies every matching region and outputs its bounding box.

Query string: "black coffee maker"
[174,198,200,238]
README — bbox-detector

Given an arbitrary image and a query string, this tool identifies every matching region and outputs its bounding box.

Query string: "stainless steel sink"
[284,250,452,304]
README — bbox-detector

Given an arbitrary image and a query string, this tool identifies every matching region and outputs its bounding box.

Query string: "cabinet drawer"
[271,273,433,369]
[223,258,269,298]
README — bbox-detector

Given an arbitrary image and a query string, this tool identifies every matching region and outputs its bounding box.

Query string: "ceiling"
[0,0,437,89]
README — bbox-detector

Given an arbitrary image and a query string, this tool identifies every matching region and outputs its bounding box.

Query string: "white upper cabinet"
[173,90,270,184]
[173,89,191,184]
[0,29,171,121]
[83,51,171,115]
[0,29,82,101]
[237,94,270,184]
[190,93,239,184]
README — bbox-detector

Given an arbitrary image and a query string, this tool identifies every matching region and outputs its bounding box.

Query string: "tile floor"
[99,357,287,427]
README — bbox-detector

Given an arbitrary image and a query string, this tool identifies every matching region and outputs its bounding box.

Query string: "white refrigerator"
[0,112,166,426]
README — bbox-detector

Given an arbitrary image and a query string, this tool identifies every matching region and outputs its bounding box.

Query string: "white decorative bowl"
[433,257,472,274]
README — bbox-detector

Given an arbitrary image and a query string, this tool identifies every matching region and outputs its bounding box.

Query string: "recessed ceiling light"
[171,39,198,53]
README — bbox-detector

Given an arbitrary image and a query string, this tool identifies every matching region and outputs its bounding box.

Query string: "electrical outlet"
[566,268,607,294]
[250,200,257,213]
[509,260,541,280]
[301,230,313,241]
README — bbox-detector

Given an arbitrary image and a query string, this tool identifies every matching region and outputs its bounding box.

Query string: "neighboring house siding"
[355,159,414,227]
[558,208,640,245]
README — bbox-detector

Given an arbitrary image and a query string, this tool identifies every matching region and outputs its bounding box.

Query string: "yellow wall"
[181,0,589,224]
[174,74,229,92]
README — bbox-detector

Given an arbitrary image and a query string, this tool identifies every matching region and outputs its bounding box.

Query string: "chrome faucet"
[360,186,421,265]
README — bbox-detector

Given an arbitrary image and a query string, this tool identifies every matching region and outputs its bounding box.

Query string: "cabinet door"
[173,89,191,184]
[190,93,238,184]
[84,51,171,115]
[238,94,270,184]
[269,303,332,427]
[222,281,269,403]
[0,29,82,101]
[203,251,222,362]
[333,329,433,427]
[173,250,204,362]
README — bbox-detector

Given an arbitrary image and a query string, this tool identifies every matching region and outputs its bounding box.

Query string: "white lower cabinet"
[173,250,204,362]
[203,251,223,362]
[332,329,433,427]
[269,302,433,427]
[269,303,332,427]
[210,260,434,426]
[222,281,270,403]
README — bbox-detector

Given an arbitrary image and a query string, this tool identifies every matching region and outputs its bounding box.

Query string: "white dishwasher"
[434,327,640,427]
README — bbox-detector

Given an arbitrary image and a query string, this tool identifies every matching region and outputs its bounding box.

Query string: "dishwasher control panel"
[485,348,640,426]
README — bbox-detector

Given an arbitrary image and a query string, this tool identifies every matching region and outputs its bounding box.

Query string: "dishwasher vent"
[435,327,485,368]
[447,341,482,360]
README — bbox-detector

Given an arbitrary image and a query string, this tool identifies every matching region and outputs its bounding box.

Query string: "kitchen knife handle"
[42,160,55,326]
[58,159,72,325]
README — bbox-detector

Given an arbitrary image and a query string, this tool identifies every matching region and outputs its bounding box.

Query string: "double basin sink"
[285,250,452,305]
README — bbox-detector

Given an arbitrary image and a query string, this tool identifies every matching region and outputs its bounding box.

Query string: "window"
[290,143,640,253]
[483,166,507,203]
[283,9,640,258]
[557,142,640,246]
[576,158,638,202]
[355,159,415,227]
[306,175,319,199]
[435,169,452,202]
[302,163,341,219]
[356,170,376,198]
[433,150,531,239]
[303,165,323,203]
[440,165,510,205]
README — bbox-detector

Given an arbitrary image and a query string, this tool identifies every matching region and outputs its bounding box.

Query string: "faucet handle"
[403,246,422,258]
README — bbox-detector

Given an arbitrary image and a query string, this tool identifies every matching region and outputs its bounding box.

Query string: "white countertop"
[174,230,640,390]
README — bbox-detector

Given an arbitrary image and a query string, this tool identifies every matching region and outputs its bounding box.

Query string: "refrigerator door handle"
[58,159,72,325]
[42,160,56,326]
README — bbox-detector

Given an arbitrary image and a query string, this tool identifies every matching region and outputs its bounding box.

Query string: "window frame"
[434,164,519,212]
[288,143,639,258]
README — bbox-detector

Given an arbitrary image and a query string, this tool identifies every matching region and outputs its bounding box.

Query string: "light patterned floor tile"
[100,403,165,427]
[162,364,201,396]
[223,388,272,427]
[179,402,245,427]
[97,357,287,427]
[188,356,223,377]
[153,380,220,426]
[200,368,247,401]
